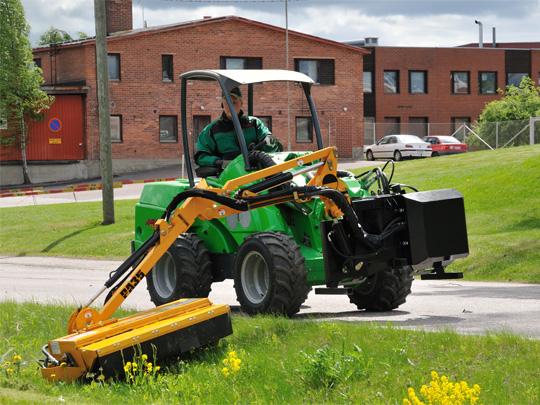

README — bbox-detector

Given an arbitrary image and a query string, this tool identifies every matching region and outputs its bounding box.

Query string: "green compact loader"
[133,69,469,316]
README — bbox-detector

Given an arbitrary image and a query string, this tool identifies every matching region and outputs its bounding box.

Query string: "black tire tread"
[236,231,311,316]
[349,266,413,311]
[147,233,212,306]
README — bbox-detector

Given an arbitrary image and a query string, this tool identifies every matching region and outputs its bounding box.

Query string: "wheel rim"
[367,150,373,160]
[394,151,402,161]
[241,251,269,304]
[152,251,176,299]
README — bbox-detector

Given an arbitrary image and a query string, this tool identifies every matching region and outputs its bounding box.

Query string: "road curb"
[0,177,178,198]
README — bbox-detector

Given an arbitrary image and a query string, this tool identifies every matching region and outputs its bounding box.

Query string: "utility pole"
[94,0,115,224]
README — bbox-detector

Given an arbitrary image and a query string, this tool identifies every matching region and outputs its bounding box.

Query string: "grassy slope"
[1,145,539,282]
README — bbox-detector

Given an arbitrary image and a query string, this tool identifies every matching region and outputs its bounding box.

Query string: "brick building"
[1,1,366,186]
[357,41,540,144]
[2,0,539,187]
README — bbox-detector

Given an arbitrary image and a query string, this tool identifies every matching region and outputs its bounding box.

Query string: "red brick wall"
[37,18,364,161]
[373,46,506,133]
[106,0,132,34]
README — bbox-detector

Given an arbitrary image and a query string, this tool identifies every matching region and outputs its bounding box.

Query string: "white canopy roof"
[179,69,314,86]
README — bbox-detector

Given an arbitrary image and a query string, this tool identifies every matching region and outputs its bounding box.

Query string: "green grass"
[0,199,135,259]
[1,301,539,404]
[1,145,539,282]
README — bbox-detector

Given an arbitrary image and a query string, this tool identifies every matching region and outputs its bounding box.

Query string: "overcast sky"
[20,0,540,48]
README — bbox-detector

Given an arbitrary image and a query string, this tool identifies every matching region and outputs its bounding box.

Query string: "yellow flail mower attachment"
[39,147,348,383]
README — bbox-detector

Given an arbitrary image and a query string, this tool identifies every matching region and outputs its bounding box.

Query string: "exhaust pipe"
[475,20,483,48]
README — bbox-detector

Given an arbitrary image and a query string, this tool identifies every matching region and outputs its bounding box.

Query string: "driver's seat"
[195,166,220,178]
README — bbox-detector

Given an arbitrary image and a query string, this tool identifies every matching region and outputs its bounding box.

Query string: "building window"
[220,57,262,70]
[409,117,428,137]
[162,55,173,82]
[0,102,7,130]
[110,115,122,142]
[108,54,121,81]
[384,70,399,94]
[159,115,178,143]
[409,71,427,94]
[451,117,470,141]
[294,59,335,85]
[364,117,375,145]
[363,71,373,93]
[258,116,272,132]
[451,71,469,94]
[296,117,313,143]
[507,73,529,88]
[479,72,497,94]
[33,58,42,69]
[384,117,400,135]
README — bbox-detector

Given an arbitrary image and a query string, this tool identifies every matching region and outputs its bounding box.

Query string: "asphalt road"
[2,161,540,339]
[2,255,540,339]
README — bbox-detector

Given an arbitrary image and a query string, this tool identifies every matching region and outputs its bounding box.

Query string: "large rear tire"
[349,266,413,311]
[147,233,212,306]
[234,231,311,316]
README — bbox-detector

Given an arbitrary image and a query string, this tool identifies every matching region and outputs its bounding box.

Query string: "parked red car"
[422,136,468,157]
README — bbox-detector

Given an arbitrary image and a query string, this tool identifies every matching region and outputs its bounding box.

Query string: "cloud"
[20,0,540,47]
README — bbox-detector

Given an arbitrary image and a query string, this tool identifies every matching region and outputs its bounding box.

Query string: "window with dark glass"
[258,116,272,132]
[33,58,42,69]
[363,71,373,93]
[384,117,400,135]
[159,115,178,143]
[364,117,375,145]
[409,71,427,94]
[162,55,173,82]
[296,117,313,142]
[451,71,469,94]
[409,117,428,137]
[479,72,497,94]
[451,117,470,141]
[110,115,122,142]
[220,57,262,70]
[0,102,7,130]
[507,73,529,88]
[108,54,121,81]
[294,59,335,85]
[384,70,399,94]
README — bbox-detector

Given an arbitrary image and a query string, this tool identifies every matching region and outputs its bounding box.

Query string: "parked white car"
[364,134,432,161]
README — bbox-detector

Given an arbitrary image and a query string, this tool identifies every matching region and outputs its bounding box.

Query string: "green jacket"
[195,111,275,167]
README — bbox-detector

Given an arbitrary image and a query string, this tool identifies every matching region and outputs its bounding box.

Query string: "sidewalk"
[0,159,375,207]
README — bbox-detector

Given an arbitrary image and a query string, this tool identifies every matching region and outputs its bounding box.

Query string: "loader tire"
[147,233,212,307]
[349,266,413,311]
[234,231,311,316]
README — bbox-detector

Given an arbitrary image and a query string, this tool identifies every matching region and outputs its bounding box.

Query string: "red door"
[1,95,84,161]
[27,95,84,160]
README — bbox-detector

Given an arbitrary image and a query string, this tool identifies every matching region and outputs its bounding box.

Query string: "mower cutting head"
[41,298,232,382]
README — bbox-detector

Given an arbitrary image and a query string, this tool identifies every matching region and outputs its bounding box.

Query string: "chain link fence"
[365,118,540,150]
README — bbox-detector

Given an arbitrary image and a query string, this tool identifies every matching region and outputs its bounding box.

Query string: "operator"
[194,87,282,170]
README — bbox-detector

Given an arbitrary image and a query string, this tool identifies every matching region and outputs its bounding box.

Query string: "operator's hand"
[213,159,223,169]
[265,134,280,147]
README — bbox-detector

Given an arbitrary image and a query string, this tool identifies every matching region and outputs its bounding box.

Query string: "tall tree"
[37,26,90,46]
[470,77,540,149]
[0,0,54,184]
[37,26,73,45]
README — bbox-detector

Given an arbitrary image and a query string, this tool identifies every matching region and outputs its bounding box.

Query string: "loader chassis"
[39,70,468,383]
[134,69,468,318]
